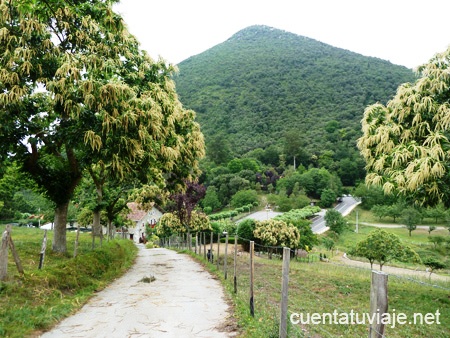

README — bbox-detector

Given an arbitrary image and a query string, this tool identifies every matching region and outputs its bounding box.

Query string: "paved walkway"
[41,247,236,338]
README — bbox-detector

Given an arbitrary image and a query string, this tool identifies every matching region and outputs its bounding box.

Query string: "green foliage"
[237,219,257,243]
[274,206,320,250]
[371,204,388,220]
[276,167,342,203]
[0,163,52,220]
[190,211,212,232]
[299,168,342,199]
[209,203,254,221]
[210,221,222,234]
[227,158,244,173]
[319,188,337,208]
[401,207,422,236]
[201,186,222,212]
[353,183,398,210]
[155,212,184,237]
[322,237,335,250]
[76,207,94,227]
[175,25,414,183]
[0,1,205,253]
[358,45,450,207]
[211,219,236,235]
[230,189,258,208]
[371,203,404,222]
[267,190,311,212]
[423,257,446,273]
[428,235,446,249]
[206,134,232,165]
[424,203,446,224]
[351,228,419,270]
[208,173,251,206]
[275,205,321,221]
[324,209,347,235]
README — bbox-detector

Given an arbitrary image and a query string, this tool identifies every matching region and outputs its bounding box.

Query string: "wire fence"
[159,232,449,338]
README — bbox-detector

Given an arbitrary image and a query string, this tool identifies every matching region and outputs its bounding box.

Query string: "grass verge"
[184,244,450,338]
[0,226,138,337]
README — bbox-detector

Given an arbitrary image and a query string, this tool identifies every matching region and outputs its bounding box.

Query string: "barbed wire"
[291,284,349,315]
[161,234,442,337]
[387,271,450,292]
[235,234,286,250]
[163,235,450,292]
[325,260,450,292]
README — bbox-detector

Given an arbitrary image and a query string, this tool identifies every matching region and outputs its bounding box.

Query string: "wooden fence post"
[369,270,388,338]
[8,235,24,275]
[279,247,290,338]
[0,225,11,281]
[38,230,47,270]
[249,240,255,317]
[224,232,229,279]
[216,233,220,270]
[203,232,207,260]
[195,232,198,254]
[234,235,237,293]
[210,232,213,263]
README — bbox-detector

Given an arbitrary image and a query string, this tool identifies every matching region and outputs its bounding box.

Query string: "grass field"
[331,207,450,273]
[0,225,137,337]
[193,247,450,338]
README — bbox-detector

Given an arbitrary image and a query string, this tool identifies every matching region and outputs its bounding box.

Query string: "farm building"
[126,202,162,242]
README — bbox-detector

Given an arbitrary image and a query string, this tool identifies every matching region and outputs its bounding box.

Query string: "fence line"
[160,232,447,338]
[326,259,450,292]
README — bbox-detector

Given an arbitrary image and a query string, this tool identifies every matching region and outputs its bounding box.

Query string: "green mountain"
[174,25,416,160]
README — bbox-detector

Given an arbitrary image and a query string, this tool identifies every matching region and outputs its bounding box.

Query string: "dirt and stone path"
[40,246,237,338]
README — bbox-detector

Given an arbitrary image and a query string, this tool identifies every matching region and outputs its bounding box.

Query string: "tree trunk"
[92,210,101,249]
[53,202,69,253]
[107,219,113,240]
[187,229,192,251]
[89,168,104,248]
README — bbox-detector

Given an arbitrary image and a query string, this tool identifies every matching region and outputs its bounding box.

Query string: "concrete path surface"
[40,246,236,338]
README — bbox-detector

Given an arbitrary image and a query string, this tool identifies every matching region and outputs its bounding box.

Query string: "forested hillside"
[174,25,416,167]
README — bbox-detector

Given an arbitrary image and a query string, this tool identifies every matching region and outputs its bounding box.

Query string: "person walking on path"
[41,247,236,338]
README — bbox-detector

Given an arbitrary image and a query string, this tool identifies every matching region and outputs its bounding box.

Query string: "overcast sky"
[114,0,450,69]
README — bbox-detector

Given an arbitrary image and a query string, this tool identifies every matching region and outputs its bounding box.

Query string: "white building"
[126,202,163,242]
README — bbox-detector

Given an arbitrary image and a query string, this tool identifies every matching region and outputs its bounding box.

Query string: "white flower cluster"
[253,219,300,248]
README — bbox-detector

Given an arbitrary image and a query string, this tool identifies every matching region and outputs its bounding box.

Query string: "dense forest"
[174,25,416,184]
[175,25,415,155]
